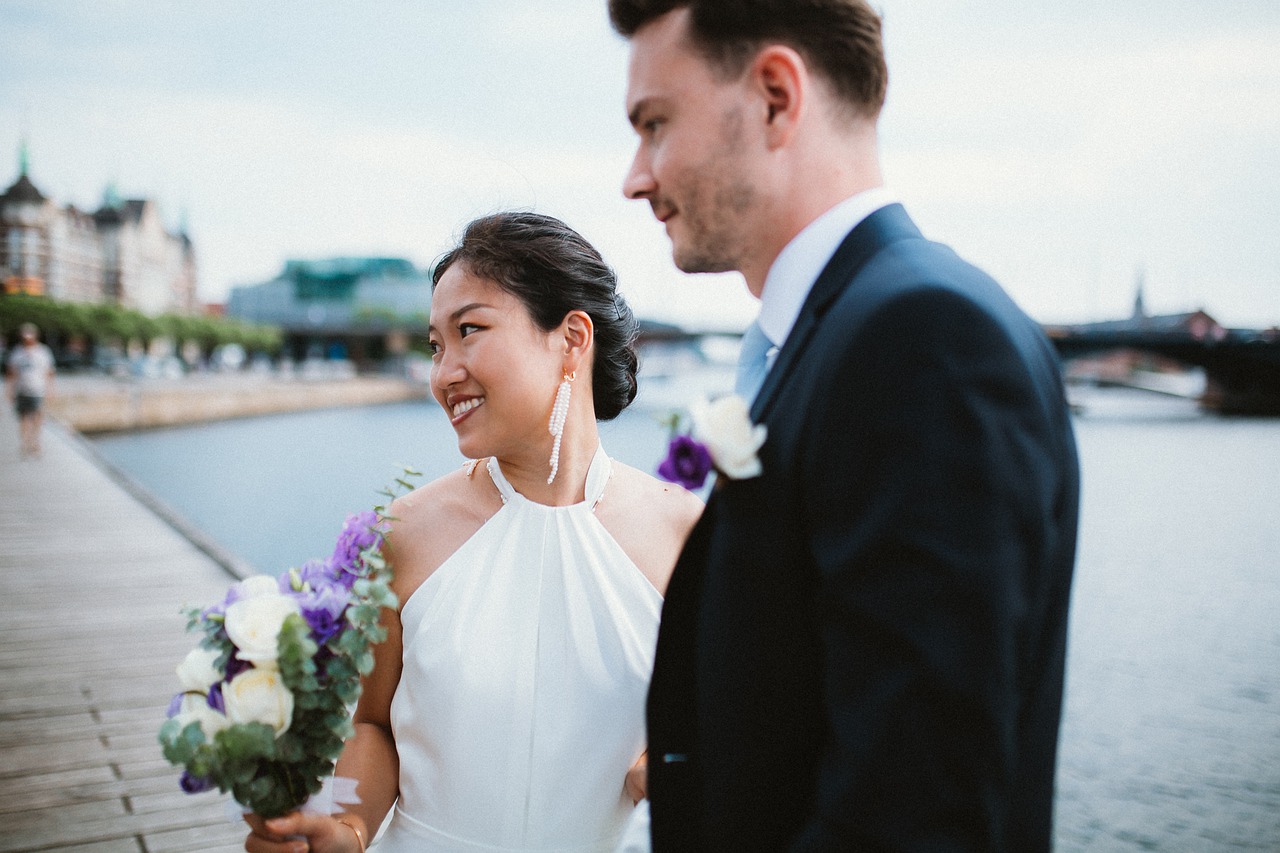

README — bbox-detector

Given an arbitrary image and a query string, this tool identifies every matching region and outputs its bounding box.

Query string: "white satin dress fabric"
[376,445,660,852]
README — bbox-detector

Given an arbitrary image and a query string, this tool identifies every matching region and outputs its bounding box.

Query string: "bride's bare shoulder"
[606,460,704,534]
[389,465,492,527]
[595,461,703,594]
[384,462,504,597]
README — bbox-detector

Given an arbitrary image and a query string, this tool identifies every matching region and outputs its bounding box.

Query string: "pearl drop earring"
[547,371,575,485]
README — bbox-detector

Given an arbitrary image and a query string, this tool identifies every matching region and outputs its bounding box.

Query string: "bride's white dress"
[376,446,661,852]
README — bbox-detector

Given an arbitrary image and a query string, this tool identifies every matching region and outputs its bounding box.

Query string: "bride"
[244,212,701,853]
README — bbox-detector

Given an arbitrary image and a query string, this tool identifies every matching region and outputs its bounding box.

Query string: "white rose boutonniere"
[657,394,767,489]
[691,396,767,480]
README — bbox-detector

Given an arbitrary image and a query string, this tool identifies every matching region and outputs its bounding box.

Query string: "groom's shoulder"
[865,233,993,287]
[833,235,1015,325]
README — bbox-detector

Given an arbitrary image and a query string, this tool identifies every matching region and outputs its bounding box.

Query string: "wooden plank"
[0,774,176,816]
[0,805,236,852]
[0,713,156,748]
[6,799,130,838]
[144,829,248,853]
[12,840,142,853]
[115,757,181,781]
[0,731,177,776]
[0,765,119,807]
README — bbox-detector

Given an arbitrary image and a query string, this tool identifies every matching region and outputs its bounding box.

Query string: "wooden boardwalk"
[0,414,249,852]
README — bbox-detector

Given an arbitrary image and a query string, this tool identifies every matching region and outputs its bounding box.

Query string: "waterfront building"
[93,189,199,315]
[0,144,198,315]
[225,256,431,369]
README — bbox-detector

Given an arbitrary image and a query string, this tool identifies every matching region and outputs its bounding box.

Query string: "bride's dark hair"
[431,211,640,421]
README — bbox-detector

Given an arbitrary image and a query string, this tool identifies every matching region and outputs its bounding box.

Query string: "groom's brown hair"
[607,0,888,119]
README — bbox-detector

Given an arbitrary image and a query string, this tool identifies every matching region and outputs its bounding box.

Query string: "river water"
[92,379,1280,851]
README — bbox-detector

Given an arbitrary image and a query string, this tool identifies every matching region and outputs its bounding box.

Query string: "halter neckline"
[486,444,611,510]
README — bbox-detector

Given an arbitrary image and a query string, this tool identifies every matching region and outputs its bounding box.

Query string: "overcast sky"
[2,1,1277,330]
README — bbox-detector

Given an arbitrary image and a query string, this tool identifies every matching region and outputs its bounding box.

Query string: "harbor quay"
[0,412,252,852]
[46,372,430,435]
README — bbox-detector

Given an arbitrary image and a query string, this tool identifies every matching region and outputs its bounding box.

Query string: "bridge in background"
[1046,311,1280,414]
[653,306,1280,415]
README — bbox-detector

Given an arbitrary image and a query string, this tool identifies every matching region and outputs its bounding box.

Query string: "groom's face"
[622,9,760,277]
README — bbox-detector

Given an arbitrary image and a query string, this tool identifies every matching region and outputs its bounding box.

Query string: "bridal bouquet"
[158,477,412,818]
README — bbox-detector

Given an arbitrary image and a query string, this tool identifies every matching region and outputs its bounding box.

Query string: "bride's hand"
[244,812,366,853]
[625,751,649,804]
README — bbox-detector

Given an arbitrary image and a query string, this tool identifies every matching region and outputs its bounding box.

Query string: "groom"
[610,1,1080,850]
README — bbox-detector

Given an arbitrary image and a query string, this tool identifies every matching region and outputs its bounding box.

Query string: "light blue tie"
[734,321,773,404]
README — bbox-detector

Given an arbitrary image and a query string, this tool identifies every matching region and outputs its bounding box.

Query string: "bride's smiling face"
[428,263,564,461]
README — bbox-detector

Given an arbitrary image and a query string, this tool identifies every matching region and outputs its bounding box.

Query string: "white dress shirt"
[755,186,899,358]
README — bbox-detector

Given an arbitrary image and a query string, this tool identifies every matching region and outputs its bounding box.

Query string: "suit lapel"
[751,204,922,423]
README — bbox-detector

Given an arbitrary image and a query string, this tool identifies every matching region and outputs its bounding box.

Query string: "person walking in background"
[610,1,1081,850]
[6,322,55,458]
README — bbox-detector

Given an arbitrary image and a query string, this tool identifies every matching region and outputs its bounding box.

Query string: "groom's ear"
[560,310,594,374]
[752,45,807,149]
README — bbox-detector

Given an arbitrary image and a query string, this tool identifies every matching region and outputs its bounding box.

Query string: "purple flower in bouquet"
[201,590,234,621]
[180,770,214,794]
[300,558,338,588]
[329,510,383,584]
[223,654,251,682]
[658,434,715,490]
[167,684,227,718]
[207,682,226,714]
[295,583,351,645]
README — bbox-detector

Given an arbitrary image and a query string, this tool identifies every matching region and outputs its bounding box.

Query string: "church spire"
[3,138,45,204]
[1132,267,1147,320]
[102,181,122,209]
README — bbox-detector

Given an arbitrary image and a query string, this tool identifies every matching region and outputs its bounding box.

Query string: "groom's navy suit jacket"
[647,205,1080,852]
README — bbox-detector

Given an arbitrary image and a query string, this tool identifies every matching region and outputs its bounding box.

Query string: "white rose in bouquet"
[224,668,295,735]
[172,692,231,736]
[175,646,222,693]
[235,574,283,599]
[224,594,301,666]
[691,395,768,480]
